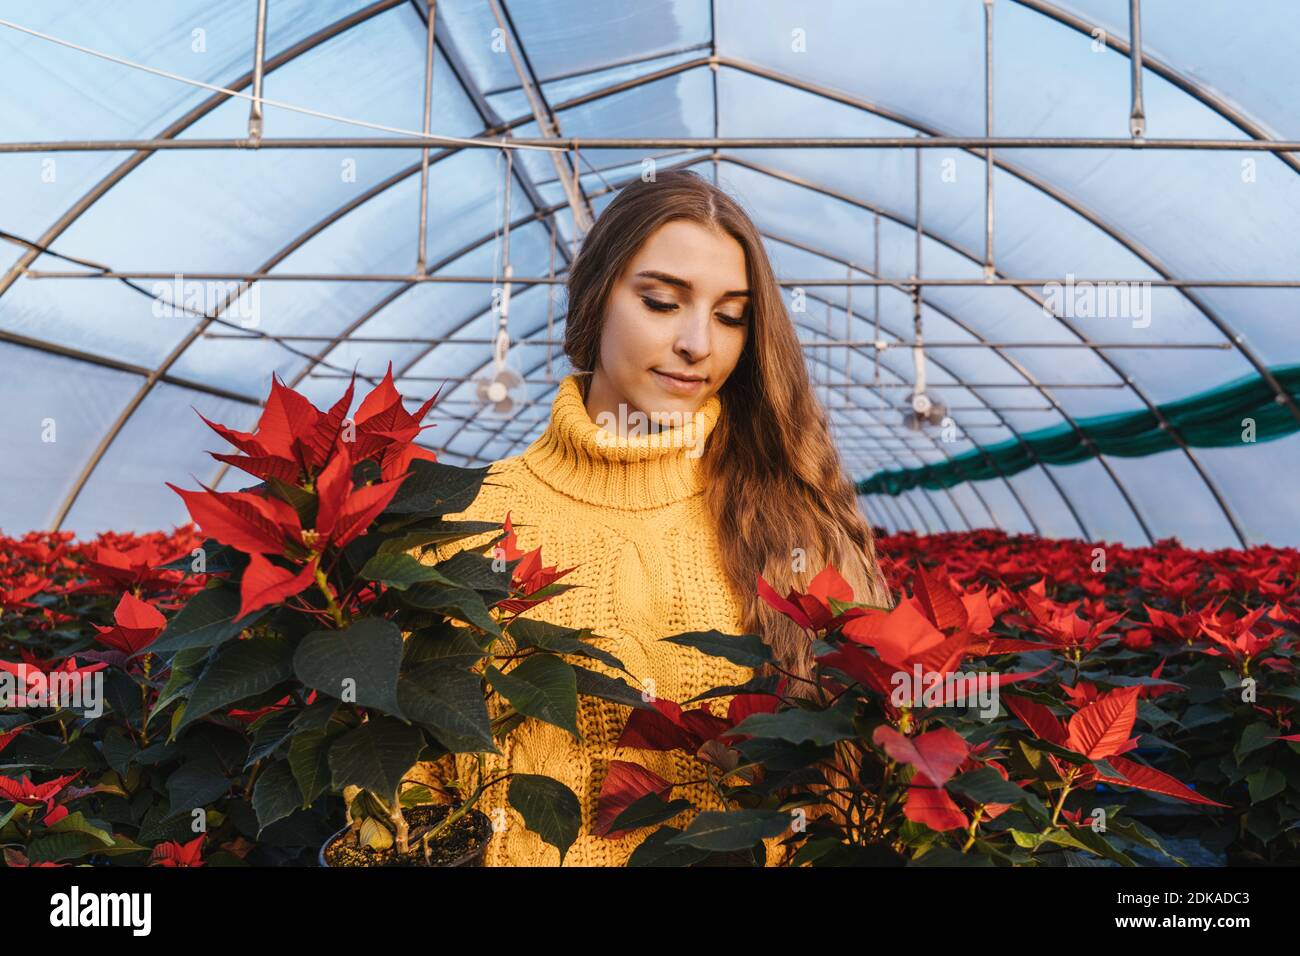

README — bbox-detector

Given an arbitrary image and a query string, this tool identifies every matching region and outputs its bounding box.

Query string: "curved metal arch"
[1007,0,1300,428]
[390,169,997,531]
[508,44,1294,443]
[876,491,923,536]
[489,51,1252,541]
[405,165,1009,535]
[763,347,965,531]
[427,234,1066,537]
[730,164,1127,539]
[432,267,999,533]
[409,157,1078,538]
[200,214,572,492]
[1014,0,1300,179]
[752,250,1018,533]
[786,286,1029,533]
[0,0,407,304]
[21,10,1282,542]
[23,44,1234,531]
[713,57,1273,544]
[875,493,916,536]
[25,1,418,530]
[757,226,1082,539]
[871,493,908,535]
[437,255,1036,538]
[43,8,581,527]
[701,152,1238,542]
[712,53,1299,423]
[189,152,985,540]
[51,145,565,527]
[692,67,1253,544]
[745,161,1254,545]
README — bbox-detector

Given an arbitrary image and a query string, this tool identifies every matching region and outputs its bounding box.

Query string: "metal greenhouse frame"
[1,0,1297,548]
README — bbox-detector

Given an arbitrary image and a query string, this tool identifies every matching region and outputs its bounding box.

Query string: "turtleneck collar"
[520,373,721,511]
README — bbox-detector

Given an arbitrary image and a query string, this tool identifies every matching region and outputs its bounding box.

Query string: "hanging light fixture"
[475,147,525,416]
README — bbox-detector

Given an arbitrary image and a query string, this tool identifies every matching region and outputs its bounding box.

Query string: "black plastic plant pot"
[320,804,493,867]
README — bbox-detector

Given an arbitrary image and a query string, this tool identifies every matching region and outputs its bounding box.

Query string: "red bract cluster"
[597,687,784,838]
[168,364,441,620]
[197,364,439,485]
[870,529,1299,678]
[493,511,576,617]
[0,529,202,633]
[0,530,198,600]
[0,771,82,827]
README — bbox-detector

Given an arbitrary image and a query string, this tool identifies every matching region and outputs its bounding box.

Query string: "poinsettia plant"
[0,368,624,867]
[598,557,1296,866]
[153,366,616,863]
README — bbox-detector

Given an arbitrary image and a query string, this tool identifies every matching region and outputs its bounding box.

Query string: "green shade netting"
[856,365,1300,497]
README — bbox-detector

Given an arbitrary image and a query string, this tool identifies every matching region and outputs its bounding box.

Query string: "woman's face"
[584,218,750,432]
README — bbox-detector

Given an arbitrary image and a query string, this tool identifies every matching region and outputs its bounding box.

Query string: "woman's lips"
[651,369,707,395]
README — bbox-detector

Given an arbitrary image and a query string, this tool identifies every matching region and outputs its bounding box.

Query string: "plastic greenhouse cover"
[0,0,1296,548]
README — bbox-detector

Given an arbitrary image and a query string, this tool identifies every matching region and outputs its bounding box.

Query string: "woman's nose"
[672,308,712,361]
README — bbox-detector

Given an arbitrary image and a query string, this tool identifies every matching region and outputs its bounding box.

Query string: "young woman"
[414,168,893,866]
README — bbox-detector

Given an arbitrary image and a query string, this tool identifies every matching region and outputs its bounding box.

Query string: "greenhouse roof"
[1,0,1298,548]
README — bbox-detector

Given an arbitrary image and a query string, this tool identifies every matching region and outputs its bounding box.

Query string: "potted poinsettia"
[602,562,1233,866]
[152,366,613,866]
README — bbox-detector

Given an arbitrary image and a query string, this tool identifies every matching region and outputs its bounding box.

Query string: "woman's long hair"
[563,168,896,838]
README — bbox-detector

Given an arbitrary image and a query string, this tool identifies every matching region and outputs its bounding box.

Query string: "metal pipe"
[415,0,437,271]
[327,372,1127,389]
[984,0,995,278]
[202,333,1231,349]
[248,0,268,143]
[20,20,1274,546]
[26,269,1300,288]
[7,135,1300,153]
[1128,0,1146,137]
[487,0,593,233]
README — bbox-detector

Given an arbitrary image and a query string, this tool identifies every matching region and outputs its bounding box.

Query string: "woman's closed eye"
[640,295,677,313]
[640,295,747,326]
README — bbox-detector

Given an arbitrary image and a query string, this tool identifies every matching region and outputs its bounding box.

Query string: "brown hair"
[564,169,895,836]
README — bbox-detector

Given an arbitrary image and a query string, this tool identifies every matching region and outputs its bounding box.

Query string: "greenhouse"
[0,0,1297,878]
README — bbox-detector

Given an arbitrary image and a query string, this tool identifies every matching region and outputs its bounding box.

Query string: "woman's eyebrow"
[635,269,750,299]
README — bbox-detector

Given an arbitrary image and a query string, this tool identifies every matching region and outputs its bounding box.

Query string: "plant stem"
[1050,770,1077,826]
[314,565,348,629]
[391,783,409,855]
[424,770,511,845]
[961,807,984,852]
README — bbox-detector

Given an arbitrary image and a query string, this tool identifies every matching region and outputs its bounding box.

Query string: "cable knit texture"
[407,373,789,866]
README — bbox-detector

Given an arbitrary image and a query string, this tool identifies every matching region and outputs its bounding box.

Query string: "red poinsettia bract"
[168,366,439,620]
[1003,686,1228,808]
[493,511,576,615]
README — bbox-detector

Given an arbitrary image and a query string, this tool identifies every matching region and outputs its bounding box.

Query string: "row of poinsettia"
[2,365,1298,864]
[5,529,1300,862]
[587,545,1300,865]
[4,526,1298,863]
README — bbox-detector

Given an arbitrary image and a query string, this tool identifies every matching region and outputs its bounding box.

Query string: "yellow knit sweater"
[409,373,790,866]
